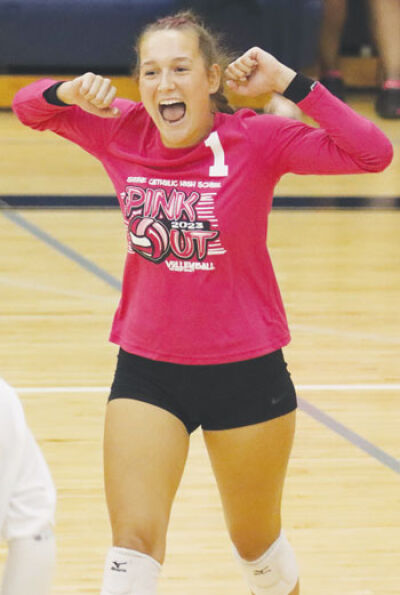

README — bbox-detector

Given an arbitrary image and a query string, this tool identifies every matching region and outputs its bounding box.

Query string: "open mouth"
[159,100,186,124]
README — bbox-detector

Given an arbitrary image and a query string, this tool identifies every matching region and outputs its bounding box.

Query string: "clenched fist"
[57,73,120,118]
[225,48,296,97]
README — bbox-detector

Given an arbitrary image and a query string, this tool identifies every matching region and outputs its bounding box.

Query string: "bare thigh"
[203,410,296,561]
[104,398,190,564]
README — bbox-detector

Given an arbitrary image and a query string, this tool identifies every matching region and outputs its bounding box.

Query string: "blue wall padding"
[0,0,322,72]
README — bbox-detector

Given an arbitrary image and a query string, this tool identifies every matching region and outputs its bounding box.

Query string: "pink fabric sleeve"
[248,83,393,177]
[12,79,134,156]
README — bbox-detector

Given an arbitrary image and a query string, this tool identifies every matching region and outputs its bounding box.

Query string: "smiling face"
[138,28,221,149]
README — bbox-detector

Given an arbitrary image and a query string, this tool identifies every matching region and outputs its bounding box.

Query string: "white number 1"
[205,131,229,177]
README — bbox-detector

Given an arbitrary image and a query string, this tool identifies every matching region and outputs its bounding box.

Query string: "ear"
[208,63,221,94]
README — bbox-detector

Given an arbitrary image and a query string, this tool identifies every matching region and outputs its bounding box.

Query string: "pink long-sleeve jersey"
[13,81,393,364]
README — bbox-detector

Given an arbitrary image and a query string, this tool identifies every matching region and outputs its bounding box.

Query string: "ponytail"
[212,90,235,114]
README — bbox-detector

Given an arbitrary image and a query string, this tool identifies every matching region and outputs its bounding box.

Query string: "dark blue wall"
[0,0,322,73]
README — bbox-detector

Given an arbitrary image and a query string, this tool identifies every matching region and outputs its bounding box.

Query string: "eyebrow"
[141,57,193,67]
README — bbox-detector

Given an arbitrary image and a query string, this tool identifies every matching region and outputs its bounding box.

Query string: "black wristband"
[283,73,317,104]
[43,82,70,106]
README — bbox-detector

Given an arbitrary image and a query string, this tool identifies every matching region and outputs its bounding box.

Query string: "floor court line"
[0,275,115,301]
[292,323,400,345]
[298,384,400,390]
[16,385,400,475]
[297,397,400,475]
[15,384,400,393]
[1,209,122,291]
[4,211,399,346]
[4,214,399,473]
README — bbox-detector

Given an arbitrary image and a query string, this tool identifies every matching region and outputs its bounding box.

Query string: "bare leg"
[368,0,400,80]
[319,0,348,75]
[203,410,299,594]
[369,0,400,117]
[104,399,190,564]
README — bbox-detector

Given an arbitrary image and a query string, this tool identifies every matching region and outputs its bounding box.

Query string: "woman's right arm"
[12,74,127,152]
[52,73,120,118]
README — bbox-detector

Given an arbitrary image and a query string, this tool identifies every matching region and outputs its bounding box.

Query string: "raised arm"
[54,73,120,118]
[226,48,393,175]
[12,74,129,154]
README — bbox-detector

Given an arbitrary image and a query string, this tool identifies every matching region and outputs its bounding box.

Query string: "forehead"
[139,28,201,64]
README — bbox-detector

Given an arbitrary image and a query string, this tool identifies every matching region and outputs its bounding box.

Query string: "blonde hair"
[134,10,234,114]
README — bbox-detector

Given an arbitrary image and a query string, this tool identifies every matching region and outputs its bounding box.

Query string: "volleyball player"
[0,378,56,594]
[13,11,392,595]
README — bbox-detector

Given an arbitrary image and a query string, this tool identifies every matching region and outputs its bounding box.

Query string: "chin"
[164,136,189,149]
[162,127,192,149]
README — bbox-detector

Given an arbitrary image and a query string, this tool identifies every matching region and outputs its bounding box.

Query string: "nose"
[158,70,175,92]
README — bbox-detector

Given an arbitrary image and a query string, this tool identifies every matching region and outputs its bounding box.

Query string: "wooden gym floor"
[0,88,399,594]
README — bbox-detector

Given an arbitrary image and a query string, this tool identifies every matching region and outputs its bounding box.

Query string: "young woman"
[13,11,392,595]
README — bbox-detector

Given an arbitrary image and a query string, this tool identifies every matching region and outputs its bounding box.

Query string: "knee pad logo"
[111,561,127,572]
[254,565,272,575]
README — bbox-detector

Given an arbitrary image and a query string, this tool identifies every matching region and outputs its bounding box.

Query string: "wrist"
[283,73,317,103]
[43,81,71,107]
[274,66,296,95]
[56,81,74,105]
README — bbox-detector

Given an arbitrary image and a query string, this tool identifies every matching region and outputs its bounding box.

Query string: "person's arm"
[226,48,393,175]
[49,73,121,117]
[12,74,130,154]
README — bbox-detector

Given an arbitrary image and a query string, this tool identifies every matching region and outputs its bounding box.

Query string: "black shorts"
[109,348,297,434]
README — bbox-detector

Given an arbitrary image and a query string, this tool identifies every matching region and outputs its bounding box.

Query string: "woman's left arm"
[226,49,393,176]
[271,79,394,175]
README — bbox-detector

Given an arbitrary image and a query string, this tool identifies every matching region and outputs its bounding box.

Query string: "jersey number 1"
[205,131,229,177]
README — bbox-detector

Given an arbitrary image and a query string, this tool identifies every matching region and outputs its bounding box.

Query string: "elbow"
[11,87,28,116]
[12,94,30,126]
[12,96,44,131]
[375,138,394,171]
[11,94,22,119]
[362,140,394,172]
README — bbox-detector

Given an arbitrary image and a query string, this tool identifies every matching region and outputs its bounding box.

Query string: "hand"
[225,47,296,97]
[57,73,120,118]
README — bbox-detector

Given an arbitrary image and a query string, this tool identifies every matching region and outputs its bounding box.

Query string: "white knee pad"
[101,547,161,595]
[233,531,298,595]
